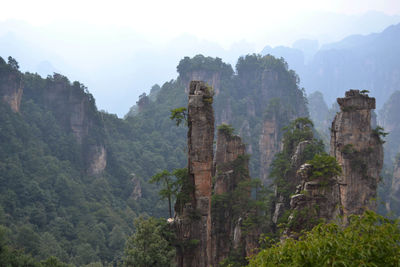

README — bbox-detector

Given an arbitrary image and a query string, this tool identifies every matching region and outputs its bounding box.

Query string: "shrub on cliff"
[248,211,400,267]
[306,154,341,180]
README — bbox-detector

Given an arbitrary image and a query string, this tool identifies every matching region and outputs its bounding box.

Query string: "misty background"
[1,0,400,116]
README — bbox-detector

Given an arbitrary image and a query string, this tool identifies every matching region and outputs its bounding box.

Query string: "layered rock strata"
[175,81,214,267]
[330,90,383,220]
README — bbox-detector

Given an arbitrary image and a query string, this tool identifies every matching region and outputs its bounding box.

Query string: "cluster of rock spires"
[174,81,254,266]
[174,84,383,266]
[286,90,383,235]
[176,56,309,185]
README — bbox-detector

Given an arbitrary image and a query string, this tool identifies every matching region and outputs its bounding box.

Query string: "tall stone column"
[330,90,383,220]
[175,81,214,267]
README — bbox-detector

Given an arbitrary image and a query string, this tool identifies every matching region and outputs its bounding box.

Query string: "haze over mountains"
[262,21,400,109]
[2,3,400,264]
[0,10,399,116]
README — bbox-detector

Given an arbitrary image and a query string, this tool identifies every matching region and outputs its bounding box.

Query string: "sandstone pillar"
[330,90,383,220]
[175,81,214,267]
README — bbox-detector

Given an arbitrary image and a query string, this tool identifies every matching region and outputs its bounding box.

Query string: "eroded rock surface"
[330,90,383,220]
[285,163,341,238]
[42,75,107,175]
[212,128,249,265]
[272,141,313,226]
[259,119,280,184]
[175,81,214,267]
[0,68,22,112]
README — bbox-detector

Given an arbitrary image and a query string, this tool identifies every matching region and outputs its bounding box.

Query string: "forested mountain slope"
[127,54,308,183]
[0,57,167,265]
[0,53,309,265]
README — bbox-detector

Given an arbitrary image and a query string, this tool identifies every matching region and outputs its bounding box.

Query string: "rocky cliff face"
[272,141,316,226]
[0,67,22,112]
[41,75,107,175]
[259,119,281,185]
[256,70,308,184]
[181,70,222,95]
[285,163,341,237]
[88,145,107,176]
[175,81,214,267]
[379,91,400,164]
[330,89,383,220]
[389,157,400,212]
[283,90,384,237]
[211,128,249,265]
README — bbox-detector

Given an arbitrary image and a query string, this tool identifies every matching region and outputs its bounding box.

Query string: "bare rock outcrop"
[259,119,280,184]
[88,145,107,176]
[211,127,249,265]
[130,173,142,200]
[0,68,22,112]
[330,89,383,220]
[42,75,107,175]
[175,81,214,267]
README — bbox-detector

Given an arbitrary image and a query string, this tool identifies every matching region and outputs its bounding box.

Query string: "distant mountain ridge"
[261,22,400,108]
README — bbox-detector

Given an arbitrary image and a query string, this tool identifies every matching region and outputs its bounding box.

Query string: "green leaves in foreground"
[248,210,400,267]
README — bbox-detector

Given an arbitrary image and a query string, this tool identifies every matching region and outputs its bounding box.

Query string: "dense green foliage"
[177,55,233,79]
[217,123,235,137]
[372,126,389,144]
[0,225,71,267]
[270,118,325,197]
[150,168,187,218]
[124,217,175,267]
[170,107,187,126]
[124,54,309,182]
[0,58,149,265]
[248,211,400,267]
[0,53,310,264]
[306,154,342,180]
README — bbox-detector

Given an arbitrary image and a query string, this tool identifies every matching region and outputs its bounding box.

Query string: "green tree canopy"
[306,153,342,180]
[248,211,400,267]
[124,217,175,267]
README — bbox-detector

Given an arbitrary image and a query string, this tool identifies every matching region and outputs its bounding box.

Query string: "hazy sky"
[2,0,400,47]
[0,0,399,116]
